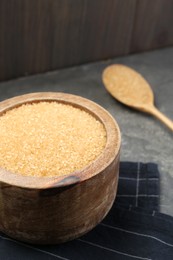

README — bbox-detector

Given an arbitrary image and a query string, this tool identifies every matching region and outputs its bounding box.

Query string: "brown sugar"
[0,102,106,177]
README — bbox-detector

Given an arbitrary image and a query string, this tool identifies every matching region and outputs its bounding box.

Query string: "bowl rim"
[0,92,121,189]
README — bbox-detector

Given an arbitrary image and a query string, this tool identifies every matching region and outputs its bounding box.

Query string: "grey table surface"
[0,47,173,216]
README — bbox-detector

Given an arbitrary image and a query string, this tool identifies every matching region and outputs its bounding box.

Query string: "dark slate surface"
[0,47,173,216]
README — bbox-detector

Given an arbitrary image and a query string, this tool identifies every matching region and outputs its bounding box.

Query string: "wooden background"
[0,0,173,81]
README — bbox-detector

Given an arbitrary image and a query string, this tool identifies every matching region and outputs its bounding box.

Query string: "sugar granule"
[0,102,106,177]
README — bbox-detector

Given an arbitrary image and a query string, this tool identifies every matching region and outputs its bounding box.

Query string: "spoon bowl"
[102,64,173,131]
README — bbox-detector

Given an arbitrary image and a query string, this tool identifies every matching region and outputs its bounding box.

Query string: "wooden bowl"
[0,92,121,244]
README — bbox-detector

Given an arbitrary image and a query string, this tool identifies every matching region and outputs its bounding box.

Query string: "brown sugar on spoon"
[0,102,107,177]
[102,64,173,131]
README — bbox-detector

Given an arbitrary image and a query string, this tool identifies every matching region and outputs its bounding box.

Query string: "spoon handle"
[148,105,173,131]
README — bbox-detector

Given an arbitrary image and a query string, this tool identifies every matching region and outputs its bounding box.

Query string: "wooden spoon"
[102,64,173,131]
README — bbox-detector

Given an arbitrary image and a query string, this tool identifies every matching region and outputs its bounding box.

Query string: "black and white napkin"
[0,162,173,260]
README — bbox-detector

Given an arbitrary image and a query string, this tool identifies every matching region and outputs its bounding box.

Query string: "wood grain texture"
[0,0,136,81]
[131,0,173,52]
[0,92,121,244]
[0,0,173,81]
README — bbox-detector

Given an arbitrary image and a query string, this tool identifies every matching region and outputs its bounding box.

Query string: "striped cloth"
[0,162,173,260]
